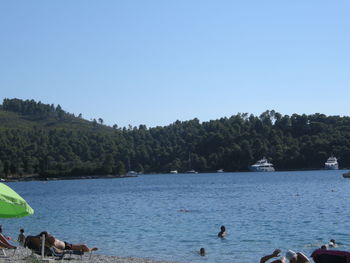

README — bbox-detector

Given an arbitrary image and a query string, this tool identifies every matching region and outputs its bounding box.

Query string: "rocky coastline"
[2,174,138,183]
[4,247,180,263]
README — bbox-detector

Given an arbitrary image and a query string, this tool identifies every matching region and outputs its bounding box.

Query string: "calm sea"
[3,170,350,263]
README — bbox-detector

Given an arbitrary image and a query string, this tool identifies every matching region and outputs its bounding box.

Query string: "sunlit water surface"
[4,170,350,263]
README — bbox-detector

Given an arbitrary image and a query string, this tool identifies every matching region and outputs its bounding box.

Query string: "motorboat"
[216,169,224,173]
[324,156,339,170]
[249,157,275,172]
[170,170,178,174]
[185,169,198,174]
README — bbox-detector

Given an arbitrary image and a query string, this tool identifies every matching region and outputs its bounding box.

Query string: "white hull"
[325,164,339,170]
[324,156,339,170]
[249,166,275,172]
[250,157,275,172]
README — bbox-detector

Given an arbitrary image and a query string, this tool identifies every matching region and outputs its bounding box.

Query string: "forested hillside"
[0,98,349,178]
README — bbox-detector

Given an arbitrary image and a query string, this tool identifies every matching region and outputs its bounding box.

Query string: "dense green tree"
[1,98,350,178]
[116,161,126,175]
[102,154,114,174]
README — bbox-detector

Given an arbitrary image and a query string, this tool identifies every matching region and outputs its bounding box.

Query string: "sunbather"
[0,226,16,249]
[0,234,16,249]
[39,231,97,252]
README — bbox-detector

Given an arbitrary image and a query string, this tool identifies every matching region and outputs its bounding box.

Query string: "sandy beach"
[0,247,181,263]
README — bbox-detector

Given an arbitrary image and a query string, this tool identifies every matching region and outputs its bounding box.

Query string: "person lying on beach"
[39,231,98,252]
[260,249,310,263]
[0,225,16,249]
[0,233,16,249]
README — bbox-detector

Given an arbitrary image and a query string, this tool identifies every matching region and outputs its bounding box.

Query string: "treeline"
[0,98,350,178]
[2,98,70,120]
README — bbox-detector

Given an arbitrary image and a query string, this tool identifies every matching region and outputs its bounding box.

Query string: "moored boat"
[185,169,198,174]
[249,157,275,172]
[170,170,178,174]
[325,156,339,170]
[126,171,138,177]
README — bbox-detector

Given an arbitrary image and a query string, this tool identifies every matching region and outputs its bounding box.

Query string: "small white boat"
[325,156,339,170]
[185,169,198,174]
[216,169,224,173]
[170,170,178,174]
[126,171,138,177]
[249,157,275,172]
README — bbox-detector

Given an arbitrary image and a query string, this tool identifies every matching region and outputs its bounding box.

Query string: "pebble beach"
[0,247,181,263]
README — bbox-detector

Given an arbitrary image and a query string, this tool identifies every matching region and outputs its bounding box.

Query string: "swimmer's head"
[321,245,328,250]
[199,248,205,256]
[220,225,226,232]
[328,239,336,247]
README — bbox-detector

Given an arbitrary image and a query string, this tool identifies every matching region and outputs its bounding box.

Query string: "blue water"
[3,170,350,263]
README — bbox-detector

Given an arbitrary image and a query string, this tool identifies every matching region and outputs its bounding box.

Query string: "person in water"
[39,231,98,252]
[260,249,310,263]
[320,244,328,250]
[328,239,337,247]
[199,247,206,256]
[217,225,226,238]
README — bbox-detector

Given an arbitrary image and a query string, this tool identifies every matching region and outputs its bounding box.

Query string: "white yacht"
[170,170,178,174]
[325,156,339,170]
[249,157,275,172]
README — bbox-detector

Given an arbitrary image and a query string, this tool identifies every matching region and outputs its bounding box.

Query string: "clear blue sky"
[1,1,349,127]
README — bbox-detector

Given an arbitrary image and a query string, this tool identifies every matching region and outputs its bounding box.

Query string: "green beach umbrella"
[0,183,34,218]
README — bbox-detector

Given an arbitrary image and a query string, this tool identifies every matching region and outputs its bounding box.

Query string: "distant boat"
[126,171,138,177]
[249,157,275,172]
[216,169,224,173]
[170,170,178,174]
[124,158,140,176]
[186,153,198,174]
[325,156,339,170]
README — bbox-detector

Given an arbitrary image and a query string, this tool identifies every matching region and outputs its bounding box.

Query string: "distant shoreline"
[3,168,347,183]
[3,173,138,182]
